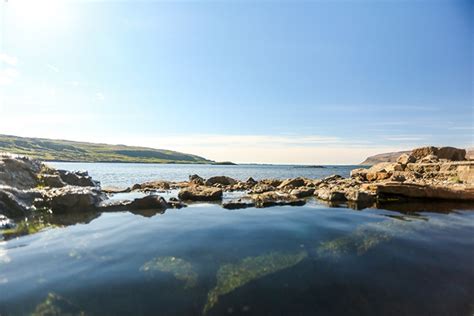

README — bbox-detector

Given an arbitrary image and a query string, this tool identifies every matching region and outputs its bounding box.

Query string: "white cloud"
[0,53,18,66]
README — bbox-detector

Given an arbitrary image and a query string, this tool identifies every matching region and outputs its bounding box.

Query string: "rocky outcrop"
[411,146,466,161]
[205,176,237,186]
[46,186,105,213]
[376,182,474,200]
[178,186,223,201]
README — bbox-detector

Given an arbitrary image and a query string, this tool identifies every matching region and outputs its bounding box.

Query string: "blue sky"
[0,0,472,164]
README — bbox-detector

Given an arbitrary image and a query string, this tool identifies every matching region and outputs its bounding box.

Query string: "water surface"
[1,164,473,315]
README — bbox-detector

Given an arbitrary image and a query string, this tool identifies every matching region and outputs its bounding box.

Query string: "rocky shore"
[0,146,473,230]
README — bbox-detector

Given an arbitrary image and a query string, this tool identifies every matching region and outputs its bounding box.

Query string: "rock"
[259,179,282,187]
[411,146,466,161]
[277,177,306,189]
[0,155,41,189]
[47,186,105,213]
[437,147,466,161]
[397,153,416,166]
[167,197,187,209]
[344,189,375,204]
[390,172,406,182]
[39,174,66,188]
[0,214,14,229]
[245,177,257,186]
[249,184,275,194]
[204,176,237,186]
[420,154,439,163]
[350,168,368,181]
[315,188,347,202]
[222,201,255,210]
[376,183,474,200]
[136,181,170,190]
[130,195,168,210]
[365,162,400,181]
[57,170,98,187]
[189,174,205,185]
[178,186,223,201]
[251,191,305,208]
[290,187,315,198]
[102,186,131,194]
[0,186,41,217]
[321,175,343,183]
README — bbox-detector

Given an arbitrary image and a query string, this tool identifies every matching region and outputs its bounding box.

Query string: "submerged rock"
[178,186,223,201]
[203,251,307,314]
[222,201,255,210]
[140,256,198,289]
[32,292,85,316]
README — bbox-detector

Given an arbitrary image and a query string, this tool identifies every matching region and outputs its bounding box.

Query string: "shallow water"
[47,162,358,187]
[1,164,474,315]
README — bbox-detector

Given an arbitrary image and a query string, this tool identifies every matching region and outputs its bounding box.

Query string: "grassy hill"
[0,134,213,164]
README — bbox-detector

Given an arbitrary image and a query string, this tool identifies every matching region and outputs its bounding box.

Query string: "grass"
[0,134,213,164]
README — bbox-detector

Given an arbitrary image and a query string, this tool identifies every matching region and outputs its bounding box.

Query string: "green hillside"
[0,134,213,164]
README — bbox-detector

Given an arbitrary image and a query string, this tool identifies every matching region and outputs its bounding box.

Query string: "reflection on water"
[1,202,473,316]
[141,256,198,289]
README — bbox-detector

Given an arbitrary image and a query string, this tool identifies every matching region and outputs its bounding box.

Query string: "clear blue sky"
[0,0,472,163]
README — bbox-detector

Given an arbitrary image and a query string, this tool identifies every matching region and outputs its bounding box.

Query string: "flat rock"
[376,183,474,200]
[204,176,237,186]
[178,186,223,201]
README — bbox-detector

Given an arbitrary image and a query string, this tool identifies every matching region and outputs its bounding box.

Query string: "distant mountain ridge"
[0,134,213,164]
[361,147,474,165]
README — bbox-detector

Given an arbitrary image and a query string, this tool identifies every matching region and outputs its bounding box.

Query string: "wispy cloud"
[0,53,18,67]
[46,63,60,73]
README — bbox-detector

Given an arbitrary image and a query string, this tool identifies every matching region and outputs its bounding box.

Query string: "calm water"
[47,162,359,187]
[1,163,473,315]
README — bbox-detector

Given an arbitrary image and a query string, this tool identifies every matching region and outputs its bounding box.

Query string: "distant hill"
[360,150,411,165]
[0,134,213,164]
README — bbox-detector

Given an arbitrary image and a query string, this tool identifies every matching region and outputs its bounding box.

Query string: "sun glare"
[7,0,67,27]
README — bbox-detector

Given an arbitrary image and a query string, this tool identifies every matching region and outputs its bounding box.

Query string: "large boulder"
[411,146,466,161]
[130,195,168,210]
[189,174,205,185]
[0,155,42,189]
[204,176,237,186]
[315,187,347,202]
[0,186,43,217]
[57,170,98,187]
[178,186,223,201]
[397,153,416,166]
[47,186,105,213]
[277,177,306,189]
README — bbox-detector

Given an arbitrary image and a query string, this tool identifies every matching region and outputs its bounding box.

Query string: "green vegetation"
[0,134,213,164]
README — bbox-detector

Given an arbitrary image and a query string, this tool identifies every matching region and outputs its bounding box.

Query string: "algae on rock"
[140,256,198,289]
[203,250,307,314]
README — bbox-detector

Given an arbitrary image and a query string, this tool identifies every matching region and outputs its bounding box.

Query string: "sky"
[0,0,472,164]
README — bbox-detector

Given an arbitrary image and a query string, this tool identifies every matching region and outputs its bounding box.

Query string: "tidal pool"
[1,202,473,315]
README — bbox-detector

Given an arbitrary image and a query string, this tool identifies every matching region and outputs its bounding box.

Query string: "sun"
[6,0,68,27]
